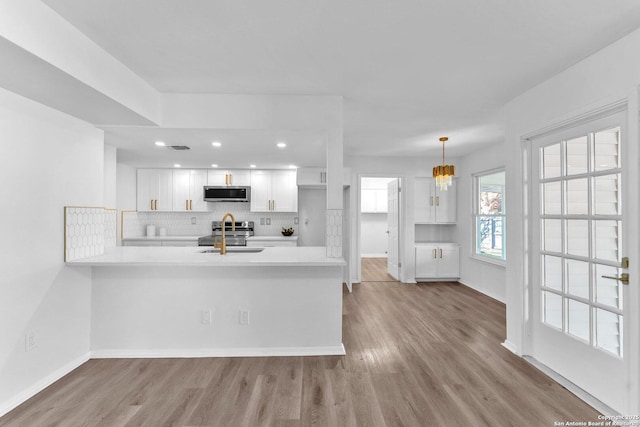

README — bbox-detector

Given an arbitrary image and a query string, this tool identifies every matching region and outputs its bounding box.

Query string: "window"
[474,169,506,263]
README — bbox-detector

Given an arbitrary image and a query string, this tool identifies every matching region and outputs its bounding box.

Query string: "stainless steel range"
[197,221,254,246]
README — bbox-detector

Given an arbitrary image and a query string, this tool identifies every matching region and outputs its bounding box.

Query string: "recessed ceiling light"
[277,142,287,148]
[174,164,181,168]
[155,141,166,146]
[212,141,222,147]
[211,164,218,168]
[249,164,257,168]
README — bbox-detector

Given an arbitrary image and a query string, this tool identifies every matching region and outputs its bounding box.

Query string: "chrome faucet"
[214,212,235,255]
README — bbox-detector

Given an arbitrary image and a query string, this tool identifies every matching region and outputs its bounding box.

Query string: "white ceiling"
[105,127,326,169]
[42,0,640,167]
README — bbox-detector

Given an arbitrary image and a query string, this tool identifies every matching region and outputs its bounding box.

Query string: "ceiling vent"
[168,145,190,150]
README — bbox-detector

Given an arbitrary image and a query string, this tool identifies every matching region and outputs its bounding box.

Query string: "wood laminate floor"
[360,257,396,282]
[1,275,600,426]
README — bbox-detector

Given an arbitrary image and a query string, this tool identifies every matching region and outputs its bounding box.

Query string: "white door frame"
[355,174,404,283]
[520,96,640,414]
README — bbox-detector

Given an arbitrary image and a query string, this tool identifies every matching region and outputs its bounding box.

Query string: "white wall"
[0,87,104,415]
[103,145,117,209]
[297,188,326,246]
[116,162,137,246]
[454,142,506,303]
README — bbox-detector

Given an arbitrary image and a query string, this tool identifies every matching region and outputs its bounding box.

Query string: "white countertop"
[246,235,298,241]
[122,236,201,241]
[414,241,459,246]
[66,246,345,267]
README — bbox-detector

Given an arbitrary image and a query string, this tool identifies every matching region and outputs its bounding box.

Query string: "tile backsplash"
[122,203,299,238]
[65,207,117,261]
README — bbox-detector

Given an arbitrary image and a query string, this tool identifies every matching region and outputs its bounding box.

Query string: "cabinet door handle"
[439,249,443,258]
[229,174,233,185]
[190,200,193,210]
[436,196,440,206]
[225,174,229,185]
[433,249,437,258]
[155,200,158,210]
[430,196,434,206]
[186,200,189,210]
[150,200,154,210]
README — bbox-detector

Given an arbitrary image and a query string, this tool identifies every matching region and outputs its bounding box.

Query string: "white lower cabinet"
[415,243,460,279]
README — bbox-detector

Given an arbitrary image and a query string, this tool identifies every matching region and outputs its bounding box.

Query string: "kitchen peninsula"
[68,246,345,357]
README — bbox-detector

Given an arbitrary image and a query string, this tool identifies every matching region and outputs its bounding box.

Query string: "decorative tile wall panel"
[326,209,343,258]
[104,209,117,248]
[64,207,105,262]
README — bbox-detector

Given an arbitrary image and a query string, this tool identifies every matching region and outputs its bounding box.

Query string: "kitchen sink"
[200,247,264,253]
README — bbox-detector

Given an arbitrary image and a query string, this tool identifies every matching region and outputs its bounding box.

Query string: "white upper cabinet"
[296,168,327,188]
[207,169,250,186]
[250,170,298,212]
[137,169,173,211]
[172,169,208,211]
[414,177,457,223]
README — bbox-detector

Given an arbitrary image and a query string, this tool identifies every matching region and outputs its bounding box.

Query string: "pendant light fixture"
[432,136,455,191]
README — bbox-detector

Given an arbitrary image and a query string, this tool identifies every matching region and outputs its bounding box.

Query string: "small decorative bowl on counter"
[281,227,294,236]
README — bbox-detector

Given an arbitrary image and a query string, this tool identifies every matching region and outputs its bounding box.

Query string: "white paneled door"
[530,111,631,413]
[387,179,400,280]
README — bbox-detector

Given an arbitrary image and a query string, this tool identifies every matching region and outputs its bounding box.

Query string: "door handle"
[602,273,629,285]
[439,249,443,258]
[430,196,434,206]
[150,200,154,210]
[190,200,193,210]
[186,200,189,210]
[436,196,440,206]
[433,249,437,258]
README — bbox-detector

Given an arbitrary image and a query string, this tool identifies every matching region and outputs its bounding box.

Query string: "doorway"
[359,176,401,282]
[527,110,633,413]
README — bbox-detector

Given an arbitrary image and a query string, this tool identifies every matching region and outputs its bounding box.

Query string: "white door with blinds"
[530,111,631,413]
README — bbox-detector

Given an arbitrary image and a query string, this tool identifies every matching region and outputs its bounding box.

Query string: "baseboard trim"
[0,352,90,418]
[457,279,506,304]
[501,340,520,355]
[523,356,619,416]
[91,344,346,359]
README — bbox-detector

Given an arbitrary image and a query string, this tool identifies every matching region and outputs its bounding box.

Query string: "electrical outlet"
[239,310,250,325]
[266,218,271,225]
[294,217,299,224]
[25,330,37,352]
[201,309,212,325]
[191,217,197,225]
[260,218,265,225]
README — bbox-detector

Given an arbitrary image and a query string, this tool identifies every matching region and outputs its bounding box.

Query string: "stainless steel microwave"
[203,186,251,202]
